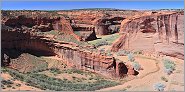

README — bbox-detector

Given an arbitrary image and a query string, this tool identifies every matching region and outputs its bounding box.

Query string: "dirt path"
[97,56,161,91]
[97,55,184,91]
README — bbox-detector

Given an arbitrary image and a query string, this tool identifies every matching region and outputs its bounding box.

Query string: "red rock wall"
[3,15,82,41]
[2,28,134,78]
[112,12,184,59]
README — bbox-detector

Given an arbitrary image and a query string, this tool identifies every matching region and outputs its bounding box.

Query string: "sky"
[2,1,184,10]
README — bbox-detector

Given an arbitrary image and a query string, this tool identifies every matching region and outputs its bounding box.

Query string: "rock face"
[1,28,134,78]
[1,11,135,78]
[93,16,124,35]
[72,24,97,41]
[59,10,127,35]
[2,13,82,41]
[111,12,184,59]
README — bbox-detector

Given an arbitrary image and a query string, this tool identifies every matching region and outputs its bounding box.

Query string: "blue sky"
[2,1,184,10]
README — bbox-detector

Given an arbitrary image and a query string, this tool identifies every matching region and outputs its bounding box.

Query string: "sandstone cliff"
[111,12,184,59]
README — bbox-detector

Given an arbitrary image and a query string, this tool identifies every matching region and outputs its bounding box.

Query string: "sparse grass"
[92,40,109,47]
[88,34,120,47]
[49,68,61,74]
[3,68,119,91]
[42,30,59,35]
[116,50,130,56]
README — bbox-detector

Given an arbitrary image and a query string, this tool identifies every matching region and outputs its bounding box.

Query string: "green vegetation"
[132,62,141,71]
[41,30,59,35]
[2,67,119,91]
[106,50,113,56]
[127,53,135,62]
[116,50,130,56]
[153,83,166,91]
[163,58,176,75]
[1,79,14,86]
[1,78,22,89]
[91,40,109,47]
[88,34,120,47]
[163,59,176,70]
[74,31,81,36]
[49,68,61,75]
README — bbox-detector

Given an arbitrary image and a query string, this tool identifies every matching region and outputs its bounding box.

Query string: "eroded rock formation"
[1,10,135,78]
[2,13,82,41]
[1,27,134,78]
[111,12,184,59]
[93,16,124,35]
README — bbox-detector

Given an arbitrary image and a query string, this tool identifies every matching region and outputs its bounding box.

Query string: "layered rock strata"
[111,12,184,59]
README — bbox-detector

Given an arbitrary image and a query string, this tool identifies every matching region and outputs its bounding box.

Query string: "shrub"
[3,68,119,91]
[7,85,12,88]
[116,50,129,56]
[94,40,109,47]
[127,53,135,62]
[89,77,93,80]
[133,50,142,54]
[164,68,173,75]
[163,59,176,75]
[99,48,105,54]
[16,84,21,87]
[132,62,141,71]
[161,76,168,82]
[153,83,166,91]
[163,59,176,70]
[49,68,61,74]
[12,87,16,89]
[1,79,14,85]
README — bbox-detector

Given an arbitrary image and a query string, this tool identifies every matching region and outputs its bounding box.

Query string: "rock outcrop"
[1,28,134,78]
[72,24,97,41]
[2,12,82,41]
[111,12,184,59]
[93,16,124,35]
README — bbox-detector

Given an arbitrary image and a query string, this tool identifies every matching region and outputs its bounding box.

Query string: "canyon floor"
[1,33,184,91]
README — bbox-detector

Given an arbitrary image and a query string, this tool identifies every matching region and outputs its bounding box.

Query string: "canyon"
[1,9,184,91]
